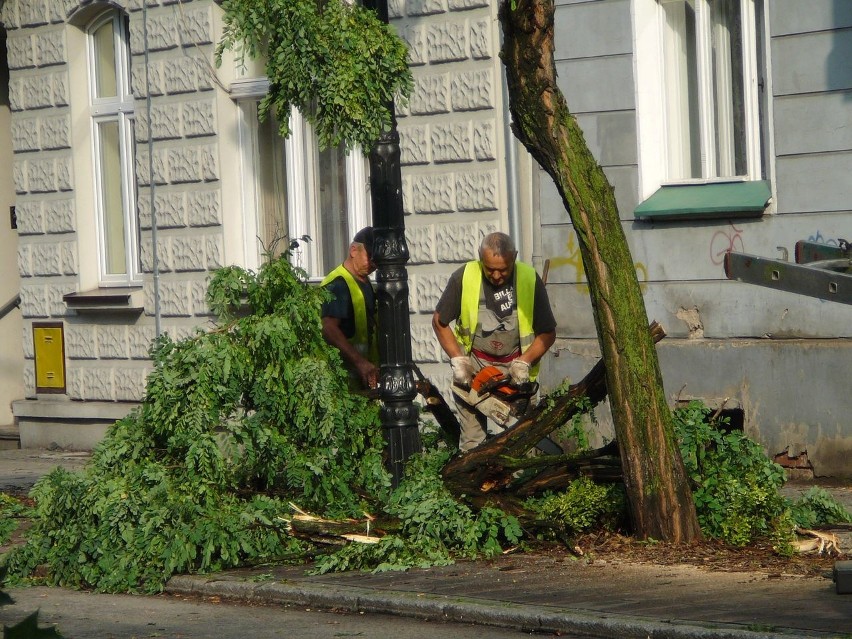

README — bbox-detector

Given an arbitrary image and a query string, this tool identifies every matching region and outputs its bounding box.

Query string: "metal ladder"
[724,240,852,305]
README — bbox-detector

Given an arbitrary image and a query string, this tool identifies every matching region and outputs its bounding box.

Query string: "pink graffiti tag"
[709,224,745,265]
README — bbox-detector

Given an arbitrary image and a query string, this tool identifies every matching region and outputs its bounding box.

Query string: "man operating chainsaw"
[432,232,556,451]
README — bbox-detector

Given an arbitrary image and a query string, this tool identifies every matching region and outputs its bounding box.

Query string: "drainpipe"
[499,30,522,255]
[142,4,162,337]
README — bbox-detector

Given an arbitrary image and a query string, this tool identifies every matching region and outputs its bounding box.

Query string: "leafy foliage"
[0,495,31,548]
[789,487,852,529]
[314,449,523,573]
[4,247,390,593]
[2,246,530,589]
[216,0,413,152]
[525,477,625,538]
[6,266,843,590]
[528,402,852,549]
[673,401,791,546]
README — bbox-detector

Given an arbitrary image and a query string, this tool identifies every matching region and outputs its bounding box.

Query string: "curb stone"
[165,575,835,639]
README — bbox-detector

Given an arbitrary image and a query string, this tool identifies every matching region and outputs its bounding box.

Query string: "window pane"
[92,19,117,99]
[256,114,289,258]
[663,0,701,179]
[712,0,747,177]
[317,143,349,275]
[98,120,126,275]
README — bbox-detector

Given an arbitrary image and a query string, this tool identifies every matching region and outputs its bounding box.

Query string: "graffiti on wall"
[807,231,841,246]
[709,223,745,265]
[549,233,648,293]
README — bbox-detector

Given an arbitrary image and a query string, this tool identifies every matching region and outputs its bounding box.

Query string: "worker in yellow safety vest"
[321,227,379,390]
[432,232,556,451]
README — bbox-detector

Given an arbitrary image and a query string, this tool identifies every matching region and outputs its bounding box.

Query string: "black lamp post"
[363,0,422,485]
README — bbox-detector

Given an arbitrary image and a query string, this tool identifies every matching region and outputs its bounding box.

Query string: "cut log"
[285,506,400,546]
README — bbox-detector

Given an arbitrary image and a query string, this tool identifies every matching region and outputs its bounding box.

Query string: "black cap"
[353,226,374,259]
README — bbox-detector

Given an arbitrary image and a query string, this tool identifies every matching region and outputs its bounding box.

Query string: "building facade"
[535,0,852,477]
[1,21,24,438]
[0,0,849,475]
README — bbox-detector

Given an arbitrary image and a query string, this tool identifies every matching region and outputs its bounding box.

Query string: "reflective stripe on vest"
[321,265,377,363]
[455,260,539,380]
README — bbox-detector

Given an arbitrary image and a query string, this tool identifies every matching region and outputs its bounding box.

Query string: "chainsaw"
[451,366,562,455]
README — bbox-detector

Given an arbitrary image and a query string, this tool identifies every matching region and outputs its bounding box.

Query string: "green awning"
[634,180,771,221]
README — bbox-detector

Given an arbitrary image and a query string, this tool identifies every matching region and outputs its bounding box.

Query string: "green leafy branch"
[216,0,413,152]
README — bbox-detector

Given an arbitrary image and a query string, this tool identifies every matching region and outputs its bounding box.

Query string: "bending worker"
[432,232,556,452]
[321,227,379,390]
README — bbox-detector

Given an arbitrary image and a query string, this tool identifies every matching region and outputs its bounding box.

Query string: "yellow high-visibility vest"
[455,260,539,379]
[321,265,378,363]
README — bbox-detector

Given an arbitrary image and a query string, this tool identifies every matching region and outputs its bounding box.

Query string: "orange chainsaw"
[451,366,562,454]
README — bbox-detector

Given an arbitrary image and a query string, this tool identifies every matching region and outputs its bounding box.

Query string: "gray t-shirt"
[435,264,556,353]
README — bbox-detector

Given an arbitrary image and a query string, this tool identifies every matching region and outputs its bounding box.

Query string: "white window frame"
[233,79,371,277]
[634,0,762,198]
[87,10,140,286]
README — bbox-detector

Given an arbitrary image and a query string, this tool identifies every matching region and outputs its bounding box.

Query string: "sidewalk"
[2,448,851,639]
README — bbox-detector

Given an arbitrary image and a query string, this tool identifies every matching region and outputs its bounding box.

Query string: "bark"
[412,365,462,445]
[498,0,701,542]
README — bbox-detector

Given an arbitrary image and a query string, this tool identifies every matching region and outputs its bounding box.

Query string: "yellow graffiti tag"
[549,234,648,293]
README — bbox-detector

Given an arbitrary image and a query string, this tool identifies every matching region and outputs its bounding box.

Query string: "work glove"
[450,356,474,385]
[508,359,530,385]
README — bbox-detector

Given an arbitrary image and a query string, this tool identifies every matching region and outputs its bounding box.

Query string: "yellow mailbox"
[33,322,66,394]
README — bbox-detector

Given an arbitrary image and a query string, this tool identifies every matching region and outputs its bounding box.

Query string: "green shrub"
[525,477,625,538]
[3,246,390,593]
[216,0,412,152]
[314,449,523,573]
[673,401,790,546]
[2,244,527,589]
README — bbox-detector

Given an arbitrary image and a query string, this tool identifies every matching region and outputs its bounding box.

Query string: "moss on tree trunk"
[499,0,701,542]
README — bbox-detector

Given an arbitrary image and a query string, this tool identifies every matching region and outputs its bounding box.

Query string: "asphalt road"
[0,586,576,639]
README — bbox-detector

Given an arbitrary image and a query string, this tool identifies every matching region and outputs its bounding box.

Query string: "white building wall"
[0,0,238,445]
[392,0,517,391]
[0,29,25,430]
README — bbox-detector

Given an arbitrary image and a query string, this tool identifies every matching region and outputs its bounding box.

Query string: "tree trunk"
[498,0,701,542]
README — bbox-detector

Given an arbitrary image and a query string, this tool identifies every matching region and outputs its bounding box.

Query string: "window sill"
[634,180,771,221]
[63,287,144,315]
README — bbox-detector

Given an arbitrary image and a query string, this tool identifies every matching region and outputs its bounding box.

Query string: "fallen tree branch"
[440,322,666,510]
[297,324,668,547]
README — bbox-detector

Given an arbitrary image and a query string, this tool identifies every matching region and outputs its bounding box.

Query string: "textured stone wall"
[392,0,506,372]
[2,0,224,402]
[1,0,508,405]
